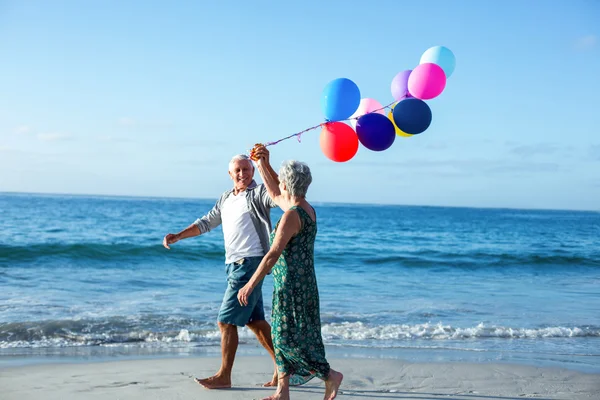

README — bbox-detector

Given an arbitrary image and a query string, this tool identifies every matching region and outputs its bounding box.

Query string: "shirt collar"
[231,179,258,195]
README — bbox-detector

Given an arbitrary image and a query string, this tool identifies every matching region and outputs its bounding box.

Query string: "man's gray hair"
[229,154,254,172]
[279,160,312,198]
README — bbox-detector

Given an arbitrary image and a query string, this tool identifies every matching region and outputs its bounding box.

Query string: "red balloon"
[319,122,359,162]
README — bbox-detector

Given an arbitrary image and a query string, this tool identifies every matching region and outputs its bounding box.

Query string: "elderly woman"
[238,145,343,400]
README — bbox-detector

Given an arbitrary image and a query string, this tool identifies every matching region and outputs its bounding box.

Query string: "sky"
[0,0,599,210]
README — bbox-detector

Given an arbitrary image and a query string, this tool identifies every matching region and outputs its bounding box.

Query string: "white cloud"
[95,134,133,143]
[424,143,449,150]
[37,133,72,142]
[15,125,32,135]
[574,35,597,51]
[347,157,564,177]
[590,144,600,161]
[117,116,173,131]
[508,143,559,156]
[118,117,137,127]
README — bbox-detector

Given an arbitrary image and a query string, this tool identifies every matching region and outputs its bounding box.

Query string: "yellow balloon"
[388,108,413,137]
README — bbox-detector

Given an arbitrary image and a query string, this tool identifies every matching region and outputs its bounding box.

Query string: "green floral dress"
[270,206,330,381]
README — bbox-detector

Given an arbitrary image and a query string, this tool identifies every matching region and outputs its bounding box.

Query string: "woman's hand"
[251,144,270,165]
[237,283,254,306]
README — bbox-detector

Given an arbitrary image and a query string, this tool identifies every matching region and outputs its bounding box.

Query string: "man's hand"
[237,283,254,306]
[162,233,179,249]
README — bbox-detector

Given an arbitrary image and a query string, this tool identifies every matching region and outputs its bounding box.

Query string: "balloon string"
[259,98,404,150]
[263,122,323,147]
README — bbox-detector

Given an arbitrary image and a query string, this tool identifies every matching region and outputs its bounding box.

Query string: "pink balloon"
[349,98,385,128]
[407,63,446,100]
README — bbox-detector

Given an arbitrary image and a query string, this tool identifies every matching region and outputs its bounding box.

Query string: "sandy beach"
[1,356,598,400]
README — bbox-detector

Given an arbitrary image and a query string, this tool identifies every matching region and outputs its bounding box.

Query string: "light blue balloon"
[420,46,456,78]
[320,78,361,122]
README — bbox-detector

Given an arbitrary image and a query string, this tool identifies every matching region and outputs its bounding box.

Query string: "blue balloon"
[356,113,396,151]
[392,98,432,135]
[420,46,456,78]
[320,78,361,121]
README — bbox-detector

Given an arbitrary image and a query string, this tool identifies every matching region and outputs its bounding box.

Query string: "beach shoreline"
[3,343,599,373]
[1,355,598,400]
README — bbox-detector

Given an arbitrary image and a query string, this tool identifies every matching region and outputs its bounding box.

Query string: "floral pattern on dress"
[270,206,330,380]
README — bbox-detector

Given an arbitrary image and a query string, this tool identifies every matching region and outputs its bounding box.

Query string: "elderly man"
[163,154,278,389]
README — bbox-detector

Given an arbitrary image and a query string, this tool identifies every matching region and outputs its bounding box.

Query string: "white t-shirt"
[221,190,264,264]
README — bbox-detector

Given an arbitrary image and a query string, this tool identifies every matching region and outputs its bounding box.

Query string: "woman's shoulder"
[296,202,316,223]
[281,207,302,221]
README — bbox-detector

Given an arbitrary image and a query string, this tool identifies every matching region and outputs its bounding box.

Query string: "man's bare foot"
[323,370,343,400]
[194,375,231,389]
[263,371,278,387]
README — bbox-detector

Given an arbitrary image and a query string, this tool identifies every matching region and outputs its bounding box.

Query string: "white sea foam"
[2,322,597,349]
[320,322,597,341]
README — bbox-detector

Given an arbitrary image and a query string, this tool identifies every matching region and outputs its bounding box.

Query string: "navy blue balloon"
[392,98,432,134]
[356,113,396,151]
[320,78,361,121]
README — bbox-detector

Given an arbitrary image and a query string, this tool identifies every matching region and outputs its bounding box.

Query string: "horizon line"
[1,190,598,214]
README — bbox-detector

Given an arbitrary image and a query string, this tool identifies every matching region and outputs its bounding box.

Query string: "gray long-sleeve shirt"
[193,180,277,257]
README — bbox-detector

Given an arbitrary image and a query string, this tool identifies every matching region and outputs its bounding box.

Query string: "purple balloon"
[391,70,412,101]
[356,113,396,151]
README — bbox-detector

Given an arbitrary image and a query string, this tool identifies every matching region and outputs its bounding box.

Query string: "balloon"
[420,45,456,78]
[392,98,432,135]
[320,122,359,162]
[349,98,385,128]
[390,70,412,101]
[320,78,361,122]
[408,63,446,100]
[356,113,396,151]
[387,108,413,137]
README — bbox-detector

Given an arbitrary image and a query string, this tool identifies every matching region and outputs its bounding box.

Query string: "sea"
[1,192,599,372]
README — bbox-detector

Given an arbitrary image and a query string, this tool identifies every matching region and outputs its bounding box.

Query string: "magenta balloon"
[407,63,446,100]
[391,70,412,101]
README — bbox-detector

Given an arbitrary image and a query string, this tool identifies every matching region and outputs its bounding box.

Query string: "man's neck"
[232,179,256,195]
[233,186,247,195]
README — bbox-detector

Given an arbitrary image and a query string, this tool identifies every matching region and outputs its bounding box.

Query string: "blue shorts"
[217,256,266,327]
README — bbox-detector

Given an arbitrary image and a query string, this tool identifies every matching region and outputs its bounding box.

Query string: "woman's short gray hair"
[229,154,253,172]
[279,160,312,197]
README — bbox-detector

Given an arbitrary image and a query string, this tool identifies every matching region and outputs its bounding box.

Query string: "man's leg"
[247,319,278,387]
[195,322,238,389]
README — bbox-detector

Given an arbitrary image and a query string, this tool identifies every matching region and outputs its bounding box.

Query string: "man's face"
[228,159,254,191]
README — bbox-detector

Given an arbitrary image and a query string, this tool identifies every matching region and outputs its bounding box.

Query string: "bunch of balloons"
[319,45,456,162]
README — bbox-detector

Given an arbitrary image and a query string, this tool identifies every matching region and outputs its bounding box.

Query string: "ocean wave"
[0,243,224,263]
[2,243,598,268]
[320,251,600,268]
[321,322,600,341]
[2,318,598,349]
[0,318,226,349]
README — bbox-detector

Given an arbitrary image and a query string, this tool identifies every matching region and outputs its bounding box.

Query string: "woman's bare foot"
[263,371,278,387]
[262,374,290,400]
[323,369,343,400]
[194,374,231,389]
[262,392,290,400]
[262,387,290,400]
